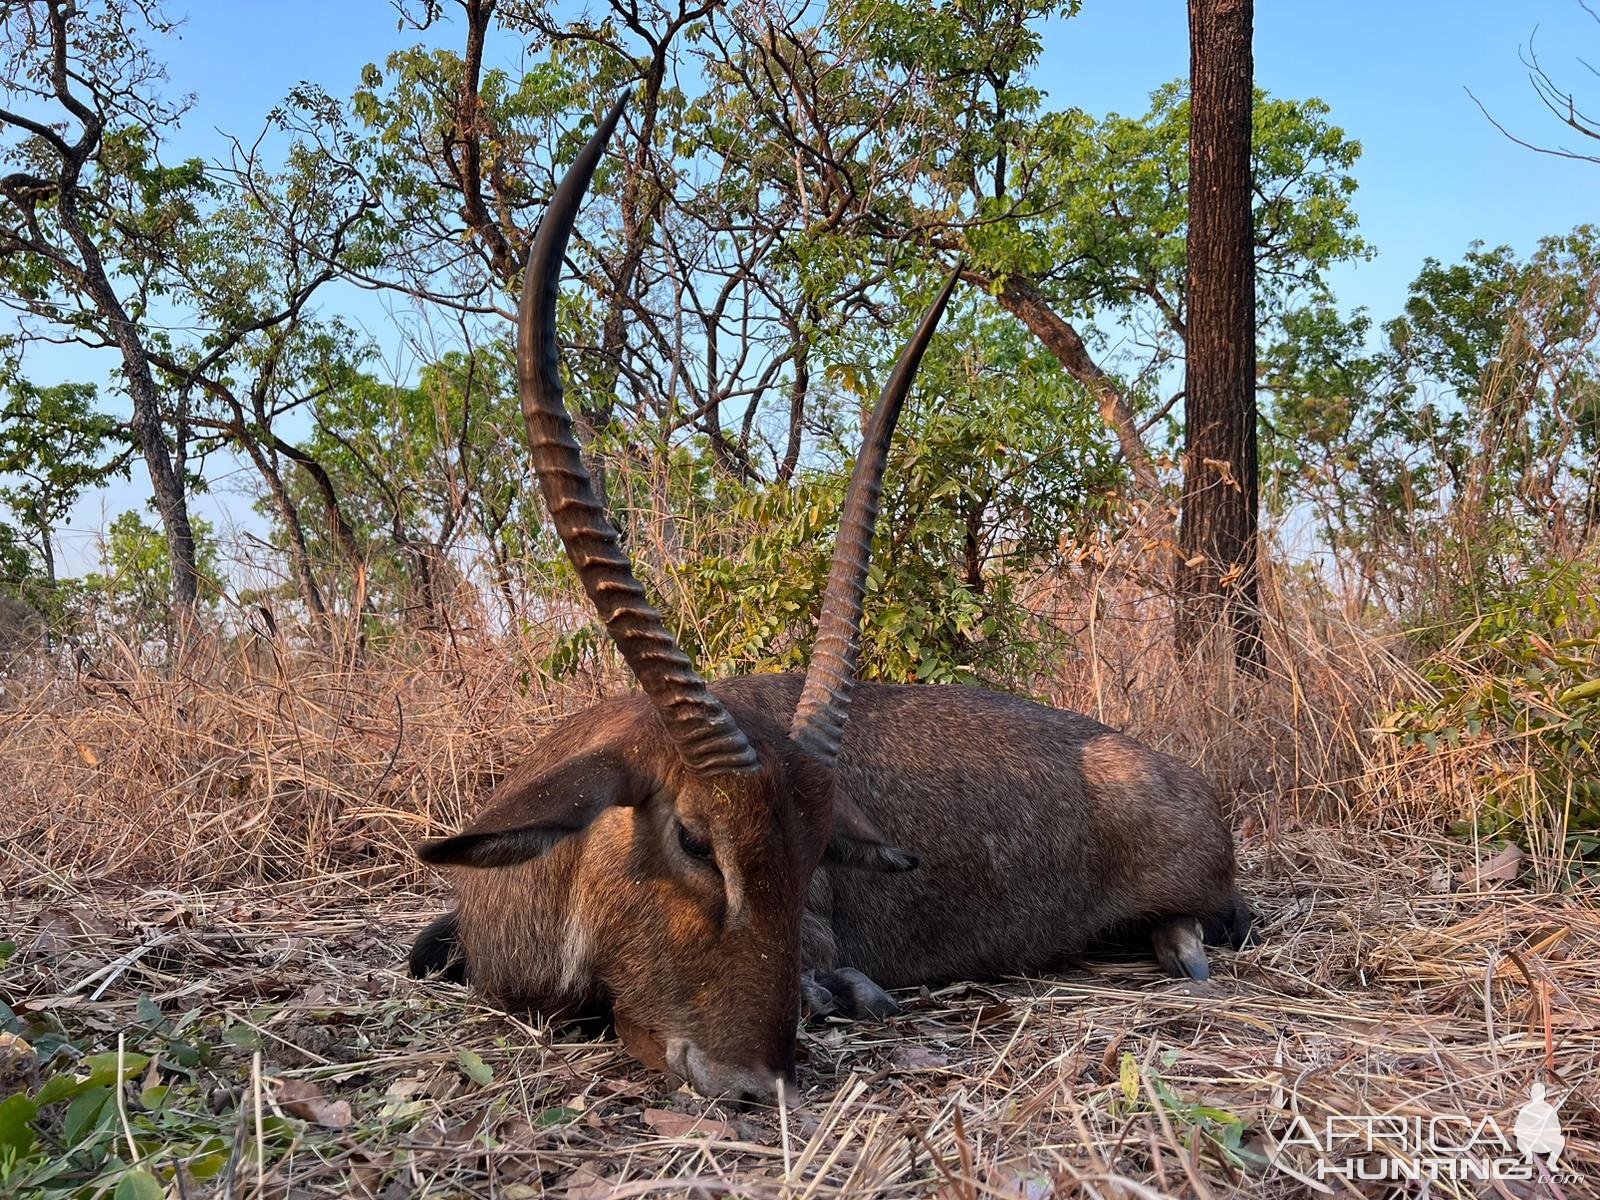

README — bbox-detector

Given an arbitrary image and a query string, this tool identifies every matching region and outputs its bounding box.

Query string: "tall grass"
[2,529,1570,895]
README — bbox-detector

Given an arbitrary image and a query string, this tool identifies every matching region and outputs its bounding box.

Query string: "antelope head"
[416,96,958,1103]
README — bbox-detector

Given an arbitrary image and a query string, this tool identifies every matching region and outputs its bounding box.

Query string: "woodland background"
[1,1,1598,1196]
[3,0,1596,870]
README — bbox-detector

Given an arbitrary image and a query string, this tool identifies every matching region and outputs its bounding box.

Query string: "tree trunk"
[271,436,374,650]
[38,523,56,588]
[4,0,201,626]
[777,332,809,485]
[241,436,329,639]
[1178,0,1263,672]
[984,272,1164,500]
[57,196,201,617]
[272,437,365,576]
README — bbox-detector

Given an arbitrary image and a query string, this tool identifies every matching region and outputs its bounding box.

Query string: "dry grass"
[4,579,1598,1198]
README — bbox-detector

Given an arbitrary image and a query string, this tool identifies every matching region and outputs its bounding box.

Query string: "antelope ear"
[418,748,648,869]
[826,794,920,873]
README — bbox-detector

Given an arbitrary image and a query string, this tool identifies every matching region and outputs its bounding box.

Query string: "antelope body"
[411,96,1250,1105]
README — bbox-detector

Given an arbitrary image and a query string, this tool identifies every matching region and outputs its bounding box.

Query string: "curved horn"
[790,268,961,765]
[519,95,756,775]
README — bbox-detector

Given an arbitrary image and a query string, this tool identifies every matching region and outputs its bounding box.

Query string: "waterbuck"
[411,96,1251,1104]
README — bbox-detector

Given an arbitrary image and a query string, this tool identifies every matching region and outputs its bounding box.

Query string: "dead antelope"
[411,96,1252,1104]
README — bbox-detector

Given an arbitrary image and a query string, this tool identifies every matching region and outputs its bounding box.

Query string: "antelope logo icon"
[1514,1083,1565,1169]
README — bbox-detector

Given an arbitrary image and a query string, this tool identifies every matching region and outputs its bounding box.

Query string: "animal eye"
[677,823,714,861]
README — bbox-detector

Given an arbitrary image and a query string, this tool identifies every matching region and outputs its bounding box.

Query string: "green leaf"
[187,1143,229,1181]
[222,1024,262,1051]
[63,1085,112,1145]
[135,995,168,1033]
[1559,678,1600,704]
[81,1051,150,1084]
[34,1070,87,1106]
[0,1092,38,1161]
[456,1048,494,1087]
[114,1168,165,1200]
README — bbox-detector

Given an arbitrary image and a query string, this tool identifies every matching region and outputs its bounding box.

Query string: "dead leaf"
[1456,844,1524,890]
[143,905,192,929]
[439,1113,485,1145]
[614,1013,668,1072]
[15,994,83,1013]
[276,1078,353,1128]
[298,982,333,1009]
[988,1170,1053,1200]
[496,1117,538,1143]
[974,1001,1015,1027]
[0,1032,39,1094]
[891,1045,950,1071]
[1101,1033,1125,1079]
[384,1076,427,1101]
[642,1106,738,1139]
[345,1148,392,1193]
[562,1165,618,1200]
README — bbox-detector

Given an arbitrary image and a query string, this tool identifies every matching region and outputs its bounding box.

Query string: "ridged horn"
[790,268,961,765]
[519,95,756,775]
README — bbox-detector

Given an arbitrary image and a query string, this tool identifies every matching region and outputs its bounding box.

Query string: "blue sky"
[1052,0,1597,316]
[18,0,1600,570]
[145,0,1595,318]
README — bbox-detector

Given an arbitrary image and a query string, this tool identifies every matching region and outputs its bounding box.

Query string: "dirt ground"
[5,824,1597,1199]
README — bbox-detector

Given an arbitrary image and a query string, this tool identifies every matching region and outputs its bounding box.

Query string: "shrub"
[1383,560,1600,878]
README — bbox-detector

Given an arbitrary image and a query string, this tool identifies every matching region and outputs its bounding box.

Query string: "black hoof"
[410,911,467,982]
[1151,916,1212,981]
[803,967,899,1020]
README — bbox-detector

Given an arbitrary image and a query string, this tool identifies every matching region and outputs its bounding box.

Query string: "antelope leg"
[803,966,899,1020]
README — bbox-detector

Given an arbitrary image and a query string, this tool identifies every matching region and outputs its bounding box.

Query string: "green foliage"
[979,82,1366,315]
[1110,1049,1270,1175]
[0,3,215,335]
[82,512,221,645]
[0,522,35,598]
[0,376,129,597]
[1391,242,1527,395]
[0,951,514,1199]
[280,348,555,623]
[0,1009,231,1199]
[1383,563,1600,868]
[660,291,1118,688]
[1263,225,1600,608]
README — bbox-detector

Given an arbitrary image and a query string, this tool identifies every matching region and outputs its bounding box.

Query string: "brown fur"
[415,673,1241,1098]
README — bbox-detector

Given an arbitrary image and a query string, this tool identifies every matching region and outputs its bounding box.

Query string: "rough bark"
[243,438,329,636]
[69,241,200,615]
[445,0,518,284]
[1178,0,1263,671]
[33,519,56,588]
[777,329,809,485]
